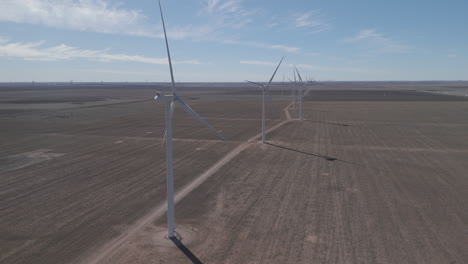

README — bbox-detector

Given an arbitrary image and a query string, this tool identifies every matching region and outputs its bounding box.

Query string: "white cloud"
[345,29,379,42]
[240,60,372,73]
[267,22,279,28]
[240,60,327,70]
[157,24,216,40]
[240,60,277,66]
[0,0,227,40]
[0,0,156,37]
[0,36,9,43]
[80,69,162,76]
[225,40,301,53]
[203,0,254,28]
[448,54,457,58]
[293,10,329,33]
[304,52,320,56]
[0,39,202,65]
[344,29,410,53]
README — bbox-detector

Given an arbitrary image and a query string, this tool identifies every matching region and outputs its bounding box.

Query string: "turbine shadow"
[169,236,203,264]
[266,142,337,161]
[305,120,350,127]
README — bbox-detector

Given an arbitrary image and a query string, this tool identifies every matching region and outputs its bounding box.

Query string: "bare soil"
[1,82,467,264]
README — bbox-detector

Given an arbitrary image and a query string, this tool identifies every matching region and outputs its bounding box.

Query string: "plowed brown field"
[1,83,467,264]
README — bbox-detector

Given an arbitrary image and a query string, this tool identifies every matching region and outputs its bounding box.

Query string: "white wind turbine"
[282,73,285,96]
[288,69,297,116]
[292,68,297,112]
[245,57,284,144]
[294,65,304,121]
[154,0,225,239]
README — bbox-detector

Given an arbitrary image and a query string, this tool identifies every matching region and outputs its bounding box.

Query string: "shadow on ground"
[305,120,350,127]
[265,142,338,161]
[266,143,397,172]
[169,236,203,264]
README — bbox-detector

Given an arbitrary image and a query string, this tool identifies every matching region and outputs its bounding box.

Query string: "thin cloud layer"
[0,36,9,43]
[0,39,202,64]
[345,29,410,53]
[293,10,329,34]
[240,60,277,66]
[225,40,301,53]
[240,60,372,73]
[0,0,320,56]
[204,0,253,28]
[0,0,156,37]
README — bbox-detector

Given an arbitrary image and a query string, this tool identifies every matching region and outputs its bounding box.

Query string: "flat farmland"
[1,83,468,264]
[0,85,283,264]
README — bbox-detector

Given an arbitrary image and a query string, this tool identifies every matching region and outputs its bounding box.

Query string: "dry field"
[1,82,468,264]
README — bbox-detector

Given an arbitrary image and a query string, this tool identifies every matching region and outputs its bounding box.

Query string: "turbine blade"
[293,67,297,83]
[244,80,264,87]
[174,95,225,140]
[262,56,283,122]
[266,56,284,90]
[295,66,303,83]
[158,0,175,94]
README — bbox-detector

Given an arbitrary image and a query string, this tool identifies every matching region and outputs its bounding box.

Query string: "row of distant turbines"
[245,58,314,142]
[154,1,315,239]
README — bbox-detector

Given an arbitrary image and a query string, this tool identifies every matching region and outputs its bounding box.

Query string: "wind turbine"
[154,0,225,239]
[282,73,285,96]
[294,65,304,121]
[245,56,284,144]
[293,68,297,111]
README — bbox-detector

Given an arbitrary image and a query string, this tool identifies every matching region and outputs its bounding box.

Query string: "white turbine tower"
[154,0,225,239]
[282,73,285,96]
[294,65,304,121]
[245,57,284,144]
[293,68,297,112]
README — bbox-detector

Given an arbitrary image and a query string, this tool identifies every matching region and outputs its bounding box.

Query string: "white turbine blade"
[266,56,284,89]
[264,56,284,122]
[293,68,297,83]
[174,95,225,140]
[158,0,175,94]
[295,66,303,83]
[294,67,304,98]
[244,80,264,87]
[161,100,175,146]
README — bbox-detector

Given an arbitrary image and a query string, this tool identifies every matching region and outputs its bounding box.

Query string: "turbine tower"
[293,68,297,111]
[154,0,225,239]
[245,57,284,144]
[282,73,285,96]
[295,65,304,121]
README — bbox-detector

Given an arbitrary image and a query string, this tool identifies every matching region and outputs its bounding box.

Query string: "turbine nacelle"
[154,93,173,102]
[154,93,161,101]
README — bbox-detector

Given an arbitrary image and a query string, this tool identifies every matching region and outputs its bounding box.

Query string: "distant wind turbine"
[282,73,285,96]
[154,0,225,239]
[245,56,284,144]
[293,68,297,111]
[294,65,304,121]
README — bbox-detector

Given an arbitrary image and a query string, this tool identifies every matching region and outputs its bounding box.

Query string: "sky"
[0,0,467,82]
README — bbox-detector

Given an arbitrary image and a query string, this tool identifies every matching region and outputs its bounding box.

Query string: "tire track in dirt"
[75,101,295,264]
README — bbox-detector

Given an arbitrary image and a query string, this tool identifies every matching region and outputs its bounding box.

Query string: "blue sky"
[0,0,467,82]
